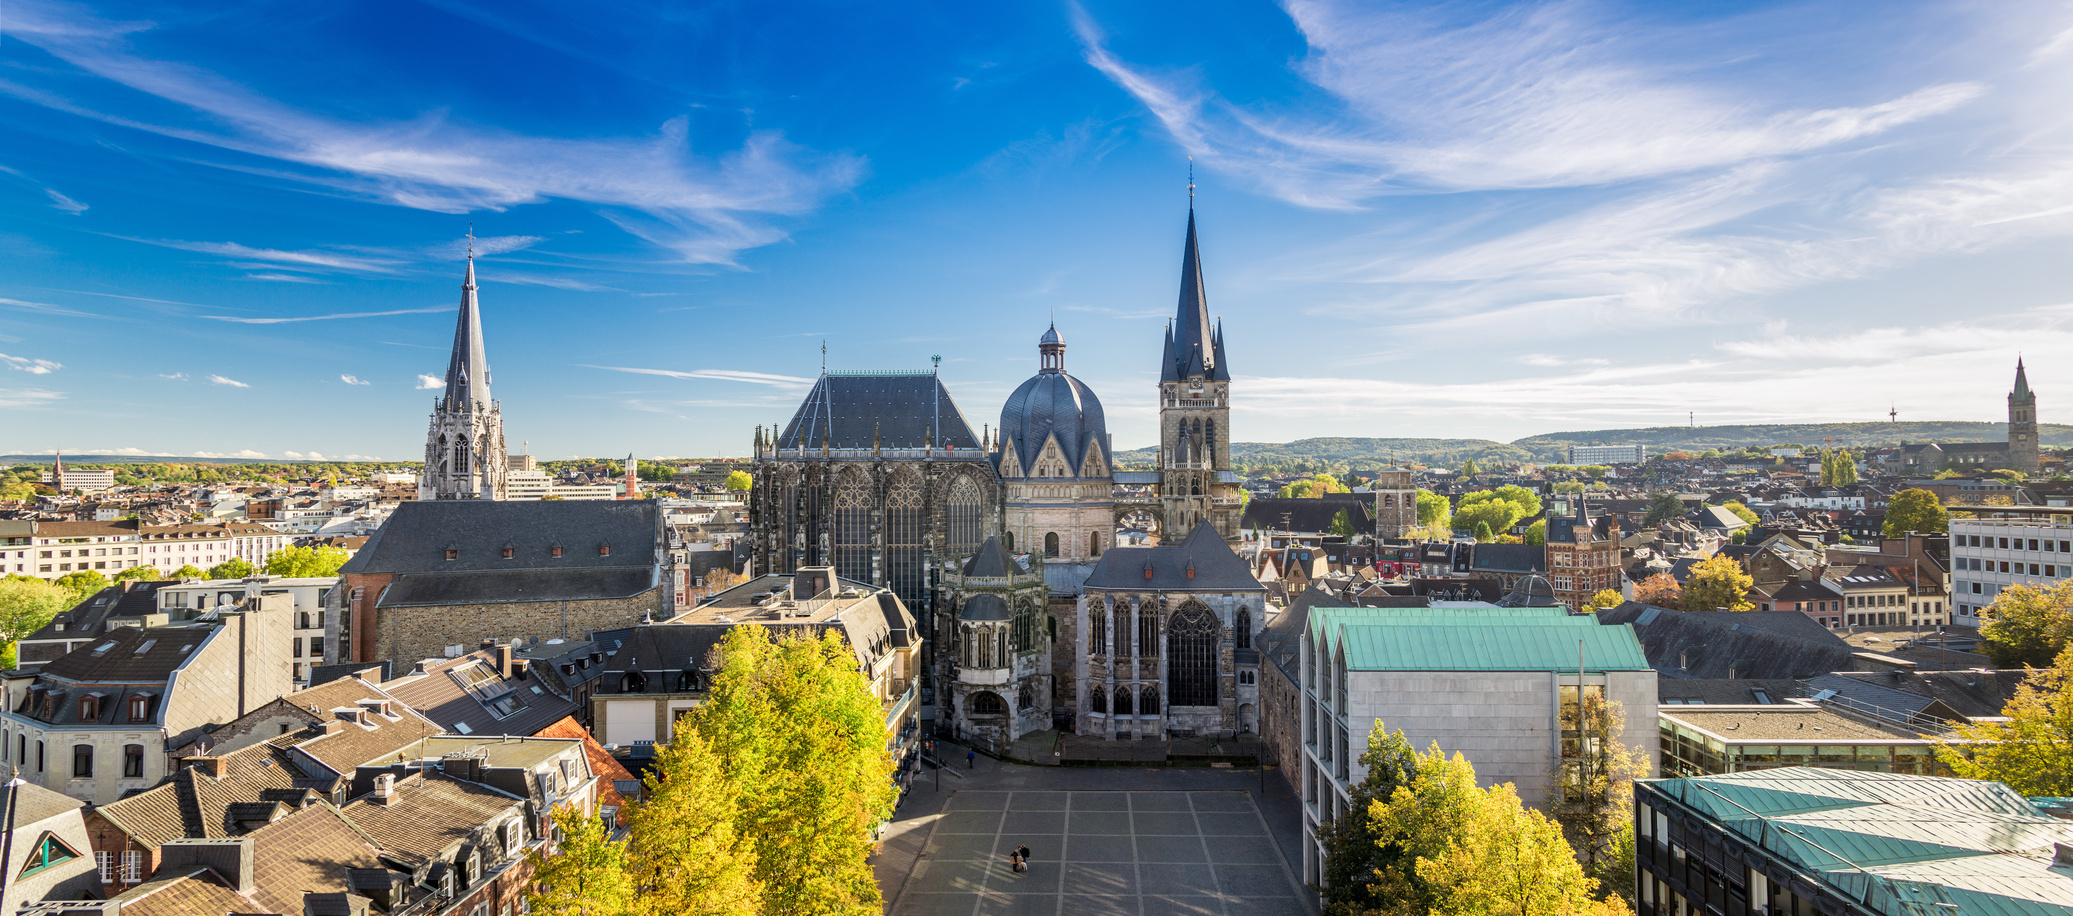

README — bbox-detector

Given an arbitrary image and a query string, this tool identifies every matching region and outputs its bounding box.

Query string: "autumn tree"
[1682,555,1753,612]
[1935,647,2073,797]
[679,626,896,915]
[264,545,351,578]
[1634,573,1684,610]
[628,729,763,916]
[1548,694,1651,899]
[724,470,753,493]
[1317,725,1420,915]
[1719,500,1760,527]
[1978,582,2073,668]
[1584,590,1624,612]
[527,807,640,916]
[1884,488,1949,537]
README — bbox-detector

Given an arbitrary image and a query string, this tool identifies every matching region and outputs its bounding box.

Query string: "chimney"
[495,643,514,679]
[303,893,373,916]
[2057,842,2073,868]
[371,772,397,805]
[160,838,255,892]
[348,869,405,914]
[184,756,227,778]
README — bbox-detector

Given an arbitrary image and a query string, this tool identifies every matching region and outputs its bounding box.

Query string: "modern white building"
[1298,604,1657,890]
[156,576,337,683]
[1948,507,2073,625]
[1566,444,1646,465]
[505,468,617,500]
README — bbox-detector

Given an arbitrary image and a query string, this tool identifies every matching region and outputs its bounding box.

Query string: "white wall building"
[1566,444,1646,465]
[505,468,618,500]
[1948,508,2073,626]
[1298,605,1657,892]
[157,576,337,683]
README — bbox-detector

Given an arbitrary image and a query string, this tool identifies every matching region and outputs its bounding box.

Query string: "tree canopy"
[724,470,754,493]
[1884,488,1950,537]
[1979,582,2073,668]
[1318,724,1421,914]
[264,546,351,578]
[52,570,110,602]
[1634,573,1684,611]
[112,565,163,583]
[1936,647,2073,797]
[1415,489,1450,529]
[170,564,206,579]
[208,558,256,580]
[0,576,72,668]
[526,807,641,916]
[1453,486,1540,538]
[1682,555,1753,613]
[1641,493,1685,527]
[1280,473,1351,499]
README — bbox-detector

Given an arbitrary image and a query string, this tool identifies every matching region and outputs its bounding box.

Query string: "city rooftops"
[1657,704,1921,742]
[687,571,891,624]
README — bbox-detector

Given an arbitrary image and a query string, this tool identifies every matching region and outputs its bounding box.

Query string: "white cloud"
[426,234,543,259]
[0,296,96,318]
[187,450,268,459]
[581,365,815,388]
[132,238,399,272]
[340,374,370,385]
[0,352,61,374]
[245,272,323,283]
[206,374,249,387]
[495,274,618,291]
[44,188,86,214]
[203,306,446,324]
[283,450,304,458]
[283,450,327,460]
[3,1,864,264]
[0,388,63,408]
[417,374,444,389]
[159,372,187,380]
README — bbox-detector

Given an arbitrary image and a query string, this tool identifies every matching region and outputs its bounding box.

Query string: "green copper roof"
[1650,769,2073,916]
[1306,605,1649,672]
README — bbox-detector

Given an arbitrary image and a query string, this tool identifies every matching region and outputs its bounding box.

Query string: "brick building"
[1545,497,1621,611]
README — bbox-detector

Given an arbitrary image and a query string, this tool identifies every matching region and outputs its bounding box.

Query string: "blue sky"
[4,0,2072,460]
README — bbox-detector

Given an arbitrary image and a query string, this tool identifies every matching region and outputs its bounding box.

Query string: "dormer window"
[129,696,149,722]
[445,549,459,561]
[501,545,514,559]
[598,544,611,557]
[79,696,99,721]
[550,545,563,558]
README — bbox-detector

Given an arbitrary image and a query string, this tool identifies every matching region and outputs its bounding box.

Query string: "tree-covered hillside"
[1510,421,2073,459]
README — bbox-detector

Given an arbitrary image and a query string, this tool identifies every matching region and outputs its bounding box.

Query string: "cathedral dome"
[999,325,1108,477]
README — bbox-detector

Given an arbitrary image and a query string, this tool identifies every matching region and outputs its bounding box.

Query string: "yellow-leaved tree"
[1935,647,2073,797]
[628,730,762,916]
[526,807,638,916]
[1681,555,1754,613]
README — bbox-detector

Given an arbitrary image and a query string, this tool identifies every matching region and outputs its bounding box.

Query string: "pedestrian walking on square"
[1013,844,1031,869]
[1009,850,1024,873]
[966,748,975,769]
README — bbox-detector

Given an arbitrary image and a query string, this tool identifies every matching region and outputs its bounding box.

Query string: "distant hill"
[1509,421,2073,459]
[0,455,353,465]
[1113,437,1524,471]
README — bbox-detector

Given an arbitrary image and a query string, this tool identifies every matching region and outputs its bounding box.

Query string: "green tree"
[1641,493,1685,527]
[1978,582,2073,668]
[52,570,110,602]
[1486,484,1542,518]
[1579,465,1610,479]
[1936,647,2073,797]
[1473,521,1495,542]
[1549,695,1651,899]
[1720,501,1760,527]
[724,470,753,493]
[264,546,351,578]
[679,626,895,915]
[1331,509,1357,540]
[637,460,677,483]
[1523,519,1546,546]
[0,577,72,668]
[628,729,763,916]
[1552,481,1585,496]
[1415,490,1451,529]
[1884,488,1950,537]
[112,566,163,583]
[170,564,207,580]
[1317,724,1420,914]
[1458,457,1479,476]
[526,807,640,916]
[207,558,256,580]
[1682,554,1754,612]
[1455,491,1529,537]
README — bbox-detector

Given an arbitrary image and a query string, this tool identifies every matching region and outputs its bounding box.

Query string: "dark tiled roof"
[962,536,1016,577]
[998,366,1108,472]
[2,780,84,827]
[592,626,727,679]
[27,582,166,642]
[1469,543,1547,575]
[959,594,1009,622]
[340,499,659,576]
[1597,603,1855,679]
[383,651,578,739]
[339,774,522,866]
[774,372,981,450]
[1239,496,1373,535]
[376,566,657,607]
[1259,585,1337,680]
[1677,610,1846,646]
[1082,523,1263,592]
[36,623,212,685]
[1656,678,1801,705]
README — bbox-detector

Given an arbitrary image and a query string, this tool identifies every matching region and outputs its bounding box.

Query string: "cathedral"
[1898,359,2042,473]
[419,252,509,500]
[749,203,1263,747]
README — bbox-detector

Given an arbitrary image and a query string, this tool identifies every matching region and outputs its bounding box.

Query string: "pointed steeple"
[1166,209,1218,381]
[2014,357,2033,400]
[442,255,491,410]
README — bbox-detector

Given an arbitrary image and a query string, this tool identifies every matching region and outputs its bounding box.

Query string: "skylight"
[453,721,473,735]
[133,640,157,654]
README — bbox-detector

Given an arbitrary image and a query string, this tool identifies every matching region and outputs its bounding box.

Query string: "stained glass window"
[1168,601,1219,707]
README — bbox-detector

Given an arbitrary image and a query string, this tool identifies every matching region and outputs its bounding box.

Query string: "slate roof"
[1082,522,1263,592]
[1239,495,1373,535]
[998,355,1108,472]
[1470,543,1547,575]
[338,773,523,867]
[591,625,728,682]
[1,780,85,828]
[28,581,167,643]
[342,499,659,576]
[439,258,492,409]
[1816,669,2032,719]
[35,622,213,685]
[1160,210,1230,383]
[1258,585,1337,682]
[376,567,656,607]
[382,650,577,739]
[1677,610,1848,646]
[1597,603,1856,679]
[962,536,1018,577]
[959,594,1010,622]
[1656,678,1801,705]
[774,371,982,450]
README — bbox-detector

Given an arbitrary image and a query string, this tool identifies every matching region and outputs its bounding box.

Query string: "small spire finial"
[1187,156,1195,208]
[466,223,475,259]
[821,340,827,372]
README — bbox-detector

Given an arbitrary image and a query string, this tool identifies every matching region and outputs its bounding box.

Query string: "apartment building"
[19,519,287,579]
[1948,507,2073,625]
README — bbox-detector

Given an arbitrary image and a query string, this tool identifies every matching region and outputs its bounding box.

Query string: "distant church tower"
[1157,207,1241,541]
[2010,357,2039,473]
[419,253,508,500]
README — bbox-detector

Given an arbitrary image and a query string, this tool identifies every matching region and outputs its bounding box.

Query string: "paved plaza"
[887,789,1307,916]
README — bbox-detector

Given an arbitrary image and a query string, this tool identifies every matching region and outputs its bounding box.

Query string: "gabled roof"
[26,581,167,644]
[94,742,305,848]
[341,499,658,577]
[1239,496,1373,534]
[1082,522,1263,592]
[381,650,578,739]
[338,773,522,867]
[774,371,981,450]
[1598,603,1854,679]
[35,622,213,687]
[1470,543,1547,575]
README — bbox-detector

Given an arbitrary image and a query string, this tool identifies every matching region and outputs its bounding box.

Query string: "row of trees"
[1817,449,1859,485]
[527,625,895,916]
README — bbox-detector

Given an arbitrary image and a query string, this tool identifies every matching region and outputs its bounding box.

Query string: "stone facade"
[939,540,1051,751]
[1260,653,1303,799]
[1073,585,1265,739]
[1370,469,1418,540]
[420,256,508,501]
[375,593,660,673]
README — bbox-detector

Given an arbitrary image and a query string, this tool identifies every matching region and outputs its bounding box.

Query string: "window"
[310,637,324,657]
[72,744,93,778]
[120,850,141,884]
[971,691,1006,715]
[1140,686,1159,715]
[1044,532,1060,558]
[123,744,143,778]
[599,544,610,557]
[1113,687,1133,715]
[886,471,925,604]
[1235,607,1252,650]
[19,833,79,877]
[97,851,113,883]
[946,475,985,557]
[79,696,99,721]
[1091,689,1107,713]
[502,546,514,559]
[1168,601,1220,707]
[551,545,562,558]
[445,549,458,561]
[1090,600,1107,654]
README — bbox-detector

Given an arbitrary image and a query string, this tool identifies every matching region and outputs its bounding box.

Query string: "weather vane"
[466,223,475,258]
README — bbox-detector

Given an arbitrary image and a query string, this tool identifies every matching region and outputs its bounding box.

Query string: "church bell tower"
[1157,206,1240,541]
[2010,357,2039,474]
[419,251,509,500]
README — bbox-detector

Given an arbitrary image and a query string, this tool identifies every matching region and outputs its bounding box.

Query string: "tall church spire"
[2014,356,2033,400]
[1164,210,1223,382]
[442,254,491,410]
[419,250,508,500]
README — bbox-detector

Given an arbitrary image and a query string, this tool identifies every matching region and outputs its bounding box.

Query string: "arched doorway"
[1239,703,1256,734]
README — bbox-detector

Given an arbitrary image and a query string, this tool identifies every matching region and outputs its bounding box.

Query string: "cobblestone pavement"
[874,750,1316,916]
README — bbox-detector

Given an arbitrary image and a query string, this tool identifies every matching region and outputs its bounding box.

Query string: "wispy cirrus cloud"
[0,353,62,374]
[130,238,400,272]
[202,306,446,324]
[2,0,863,264]
[0,296,96,318]
[206,374,249,387]
[426,234,543,259]
[582,365,814,388]
[159,372,187,381]
[340,374,370,386]
[0,388,64,408]
[45,188,87,214]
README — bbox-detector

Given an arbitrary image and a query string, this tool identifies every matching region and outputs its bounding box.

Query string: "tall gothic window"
[1137,602,1158,659]
[1235,607,1252,649]
[1013,600,1036,653]
[1091,689,1107,713]
[1168,601,1219,707]
[1017,685,1034,710]
[1205,420,1216,464]
[886,471,924,603]
[972,692,1005,715]
[833,470,871,584]
[1113,687,1133,715]
[1090,531,1101,558]
[776,470,800,572]
[1114,601,1131,657]
[1089,600,1107,655]
[1044,532,1060,558]
[946,475,984,557]
[453,435,470,474]
[996,627,1009,668]
[1141,686,1160,715]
